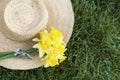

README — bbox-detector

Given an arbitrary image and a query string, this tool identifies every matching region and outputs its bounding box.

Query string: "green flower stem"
[0,48,38,60]
[0,54,14,60]
[24,48,38,54]
[0,52,12,55]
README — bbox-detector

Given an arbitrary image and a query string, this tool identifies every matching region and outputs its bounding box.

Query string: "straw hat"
[0,0,74,70]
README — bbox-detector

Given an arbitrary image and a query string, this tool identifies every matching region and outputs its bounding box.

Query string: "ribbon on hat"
[0,26,67,68]
[0,48,37,60]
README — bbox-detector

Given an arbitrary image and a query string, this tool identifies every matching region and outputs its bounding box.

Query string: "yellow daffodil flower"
[33,26,67,67]
[53,43,66,54]
[49,27,64,43]
[59,56,67,63]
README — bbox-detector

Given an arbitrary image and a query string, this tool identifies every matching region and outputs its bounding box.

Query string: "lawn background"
[0,0,120,80]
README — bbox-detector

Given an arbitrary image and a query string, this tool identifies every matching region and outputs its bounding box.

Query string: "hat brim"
[0,0,74,70]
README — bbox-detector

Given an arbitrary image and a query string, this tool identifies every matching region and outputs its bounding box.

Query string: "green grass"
[0,0,120,80]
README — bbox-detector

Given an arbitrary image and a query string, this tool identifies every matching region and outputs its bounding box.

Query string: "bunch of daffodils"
[33,26,67,67]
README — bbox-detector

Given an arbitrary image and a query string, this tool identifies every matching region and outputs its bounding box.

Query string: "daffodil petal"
[32,38,40,42]
[33,43,40,48]
[39,50,45,58]
[59,56,67,63]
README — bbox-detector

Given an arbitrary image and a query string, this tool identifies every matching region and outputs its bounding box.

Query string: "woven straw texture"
[0,0,74,70]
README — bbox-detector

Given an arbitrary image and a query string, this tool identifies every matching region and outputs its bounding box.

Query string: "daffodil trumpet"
[33,26,67,67]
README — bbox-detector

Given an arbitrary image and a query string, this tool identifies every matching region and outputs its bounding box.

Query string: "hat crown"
[2,0,48,41]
